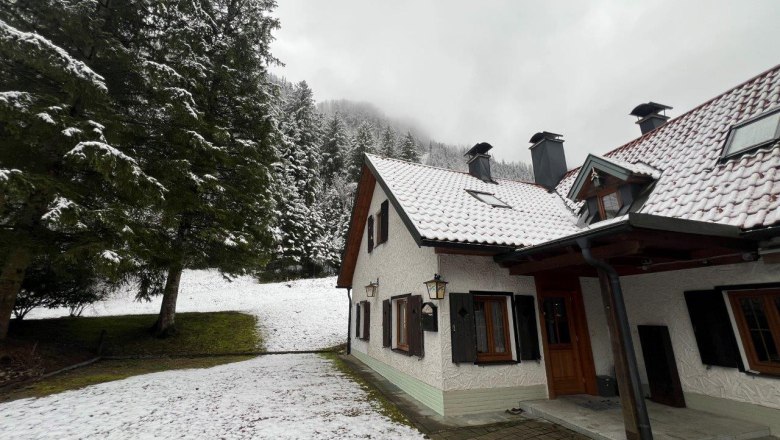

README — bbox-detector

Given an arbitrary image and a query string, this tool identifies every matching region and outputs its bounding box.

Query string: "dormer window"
[466,190,511,208]
[723,107,780,159]
[598,190,622,220]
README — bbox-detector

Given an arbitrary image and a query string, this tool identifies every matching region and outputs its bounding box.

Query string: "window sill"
[391,348,411,356]
[474,359,518,366]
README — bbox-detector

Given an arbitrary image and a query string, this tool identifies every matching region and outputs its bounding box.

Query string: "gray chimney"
[529,132,567,190]
[464,142,494,182]
[630,102,672,135]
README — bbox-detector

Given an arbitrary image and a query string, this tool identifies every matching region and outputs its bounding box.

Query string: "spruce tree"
[348,121,375,181]
[321,113,349,185]
[379,125,397,158]
[0,8,162,340]
[399,131,421,162]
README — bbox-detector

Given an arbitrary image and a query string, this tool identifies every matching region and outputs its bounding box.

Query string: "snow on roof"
[596,155,662,179]
[557,64,780,230]
[367,154,580,247]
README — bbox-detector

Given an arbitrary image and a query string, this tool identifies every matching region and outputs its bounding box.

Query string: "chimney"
[529,132,567,190]
[464,142,494,182]
[630,102,672,135]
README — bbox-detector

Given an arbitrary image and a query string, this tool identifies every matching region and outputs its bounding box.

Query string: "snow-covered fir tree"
[398,131,421,163]
[348,121,376,181]
[320,113,349,186]
[379,126,397,158]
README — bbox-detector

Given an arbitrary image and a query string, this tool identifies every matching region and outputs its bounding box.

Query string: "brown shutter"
[408,295,424,357]
[450,292,476,363]
[379,201,389,243]
[363,301,370,340]
[382,299,391,347]
[514,295,541,360]
[684,290,743,370]
[367,215,374,252]
[355,302,361,339]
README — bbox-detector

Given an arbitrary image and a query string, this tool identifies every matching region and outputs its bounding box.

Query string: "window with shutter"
[473,295,512,362]
[362,301,371,340]
[684,290,743,369]
[396,297,409,351]
[367,215,374,252]
[515,295,541,360]
[728,288,780,375]
[450,292,477,363]
[382,299,391,347]
[379,201,389,244]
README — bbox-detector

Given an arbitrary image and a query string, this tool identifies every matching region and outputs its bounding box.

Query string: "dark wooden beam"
[508,240,642,275]
[434,247,500,257]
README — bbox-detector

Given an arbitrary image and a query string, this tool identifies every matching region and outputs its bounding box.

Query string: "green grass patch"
[9,311,263,356]
[1,356,253,402]
[321,352,415,429]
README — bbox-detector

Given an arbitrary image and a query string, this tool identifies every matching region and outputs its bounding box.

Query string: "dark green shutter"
[379,201,389,243]
[382,299,391,347]
[355,302,361,339]
[684,290,743,370]
[363,301,370,340]
[367,215,374,252]
[409,295,424,357]
[514,295,541,360]
[450,292,476,363]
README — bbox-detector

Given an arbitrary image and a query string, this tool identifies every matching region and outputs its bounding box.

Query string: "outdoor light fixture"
[424,274,448,300]
[365,278,379,297]
[590,169,603,188]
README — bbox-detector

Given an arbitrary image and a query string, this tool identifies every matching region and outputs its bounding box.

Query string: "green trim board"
[351,350,548,416]
[684,392,780,436]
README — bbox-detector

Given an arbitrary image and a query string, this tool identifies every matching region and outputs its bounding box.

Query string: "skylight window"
[467,190,511,208]
[723,107,780,158]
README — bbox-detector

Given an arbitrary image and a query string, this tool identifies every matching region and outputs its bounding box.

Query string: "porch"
[518,395,774,440]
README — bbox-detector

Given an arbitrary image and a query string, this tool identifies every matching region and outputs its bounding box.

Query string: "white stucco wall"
[580,261,780,410]
[438,254,548,392]
[350,183,441,389]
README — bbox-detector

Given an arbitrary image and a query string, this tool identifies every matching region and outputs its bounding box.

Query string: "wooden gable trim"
[567,154,655,201]
[336,165,376,288]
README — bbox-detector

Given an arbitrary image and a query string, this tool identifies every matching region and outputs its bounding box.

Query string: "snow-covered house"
[337,65,780,437]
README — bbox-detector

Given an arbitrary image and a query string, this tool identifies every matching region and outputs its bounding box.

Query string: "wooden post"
[597,269,653,440]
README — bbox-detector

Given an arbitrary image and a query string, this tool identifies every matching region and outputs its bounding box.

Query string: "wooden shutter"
[355,302,361,339]
[382,299,391,347]
[449,292,476,363]
[684,290,743,370]
[514,295,541,360]
[379,201,389,243]
[367,215,374,252]
[408,295,424,357]
[363,301,370,340]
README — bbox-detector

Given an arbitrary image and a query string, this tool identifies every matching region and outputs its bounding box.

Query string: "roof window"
[466,190,511,208]
[723,107,780,158]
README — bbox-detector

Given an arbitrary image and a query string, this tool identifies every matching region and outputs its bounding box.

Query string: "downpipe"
[577,238,653,440]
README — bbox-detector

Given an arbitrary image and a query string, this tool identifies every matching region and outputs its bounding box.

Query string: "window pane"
[398,301,407,345]
[491,302,507,353]
[543,297,571,345]
[601,192,621,219]
[727,111,780,155]
[468,191,511,208]
[739,297,777,363]
[474,301,488,353]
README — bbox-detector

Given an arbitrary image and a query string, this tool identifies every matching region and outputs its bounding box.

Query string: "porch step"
[517,397,772,440]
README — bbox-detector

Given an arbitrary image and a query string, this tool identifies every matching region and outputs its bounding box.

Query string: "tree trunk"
[0,247,31,340]
[152,263,184,338]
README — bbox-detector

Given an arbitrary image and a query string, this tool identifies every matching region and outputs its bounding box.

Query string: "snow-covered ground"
[29,270,348,351]
[4,271,424,439]
[0,354,422,439]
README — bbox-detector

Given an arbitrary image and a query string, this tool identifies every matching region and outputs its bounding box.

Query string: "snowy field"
[28,270,348,351]
[3,271,423,439]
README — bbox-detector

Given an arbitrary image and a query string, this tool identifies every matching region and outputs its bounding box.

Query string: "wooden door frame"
[535,277,598,399]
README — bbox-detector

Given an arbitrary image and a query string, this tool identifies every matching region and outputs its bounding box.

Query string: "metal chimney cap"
[465,142,493,157]
[630,102,672,118]
[529,131,563,144]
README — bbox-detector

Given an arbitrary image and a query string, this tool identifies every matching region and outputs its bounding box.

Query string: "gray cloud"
[271,0,780,166]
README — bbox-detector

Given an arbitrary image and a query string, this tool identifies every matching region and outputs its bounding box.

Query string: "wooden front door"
[538,290,596,397]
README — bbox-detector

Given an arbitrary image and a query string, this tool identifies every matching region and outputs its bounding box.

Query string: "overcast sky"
[270,1,780,166]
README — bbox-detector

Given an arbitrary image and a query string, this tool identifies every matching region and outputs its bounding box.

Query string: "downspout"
[346,288,352,355]
[577,238,653,440]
